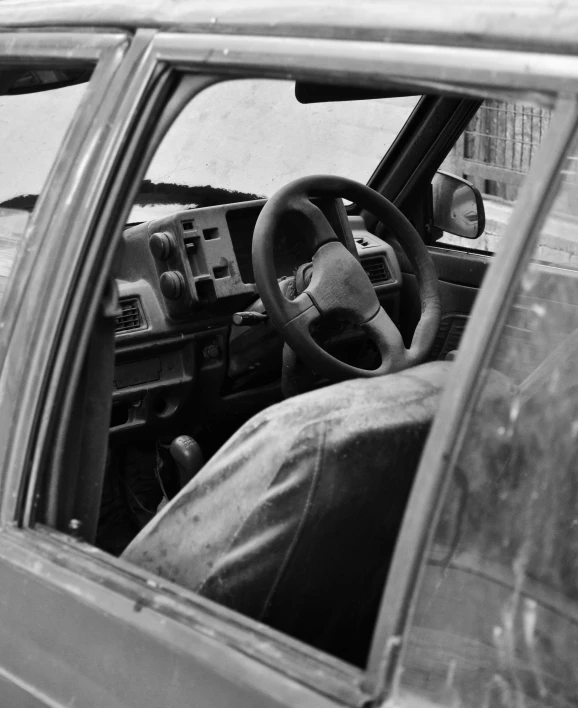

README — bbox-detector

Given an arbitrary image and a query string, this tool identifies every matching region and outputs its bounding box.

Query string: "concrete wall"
[144,79,417,201]
[0,83,85,204]
[0,76,417,217]
[3,77,578,268]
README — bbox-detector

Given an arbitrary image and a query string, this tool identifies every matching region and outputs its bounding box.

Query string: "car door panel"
[396,246,489,356]
[401,244,578,380]
[0,672,51,708]
[0,530,353,708]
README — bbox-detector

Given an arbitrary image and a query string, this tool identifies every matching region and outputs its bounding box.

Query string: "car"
[0,1,577,706]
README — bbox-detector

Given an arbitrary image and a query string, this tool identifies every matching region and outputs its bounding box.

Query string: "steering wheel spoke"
[361,306,408,374]
[284,196,339,253]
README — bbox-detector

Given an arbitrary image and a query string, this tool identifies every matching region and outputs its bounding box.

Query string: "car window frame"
[364,96,482,230]
[4,26,578,708]
[0,30,129,525]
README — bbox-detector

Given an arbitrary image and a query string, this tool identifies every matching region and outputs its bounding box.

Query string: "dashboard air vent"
[116,297,142,334]
[362,256,391,285]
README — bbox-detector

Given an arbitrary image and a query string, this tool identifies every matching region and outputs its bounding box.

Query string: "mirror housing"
[295,81,418,103]
[431,171,485,240]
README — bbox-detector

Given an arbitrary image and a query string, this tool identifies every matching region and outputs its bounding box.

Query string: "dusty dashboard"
[112,198,403,434]
[119,197,402,326]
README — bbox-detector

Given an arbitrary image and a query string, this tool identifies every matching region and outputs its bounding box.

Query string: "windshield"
[130,79,420,222]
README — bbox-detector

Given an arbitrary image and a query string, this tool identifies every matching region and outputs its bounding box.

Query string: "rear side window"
[0,73,88,300]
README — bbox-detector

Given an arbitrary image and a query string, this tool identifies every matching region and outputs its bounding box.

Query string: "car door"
[379,97,578,708]
[0,28,396,708]
[0,21,574,708]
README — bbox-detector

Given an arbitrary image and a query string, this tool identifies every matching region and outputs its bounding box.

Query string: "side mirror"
[432,171,485,240]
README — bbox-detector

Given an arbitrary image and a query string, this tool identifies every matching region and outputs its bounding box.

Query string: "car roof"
[0,0,577,55]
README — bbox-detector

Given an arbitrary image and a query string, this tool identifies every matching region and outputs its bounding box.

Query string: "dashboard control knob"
[149,231,175,260]
[160,271,185,300]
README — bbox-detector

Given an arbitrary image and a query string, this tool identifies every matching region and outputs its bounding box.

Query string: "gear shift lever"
[169,435,204,488]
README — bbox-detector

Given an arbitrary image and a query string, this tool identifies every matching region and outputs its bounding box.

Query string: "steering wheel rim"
[252,175,441,381]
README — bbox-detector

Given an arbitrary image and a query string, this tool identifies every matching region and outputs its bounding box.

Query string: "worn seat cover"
[123,360,451,665]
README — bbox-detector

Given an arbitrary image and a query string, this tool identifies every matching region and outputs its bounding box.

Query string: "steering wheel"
[252,175,441,381]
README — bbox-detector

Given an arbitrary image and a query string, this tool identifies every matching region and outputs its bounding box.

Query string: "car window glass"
[129,78,419,222]
[437,99,570,261]
[398,134,578,707]
[0,81,87,300]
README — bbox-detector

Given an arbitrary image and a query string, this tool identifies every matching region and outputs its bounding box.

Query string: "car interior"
[20,74,490,663]
[69,80,488,665]
[19,69,577,669]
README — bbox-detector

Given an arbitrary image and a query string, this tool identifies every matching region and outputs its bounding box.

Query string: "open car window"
[399,131,578,707]
[89,76,425,673]
[37,71,569,684]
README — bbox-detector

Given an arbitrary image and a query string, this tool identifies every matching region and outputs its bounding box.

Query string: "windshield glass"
[130,79,419,222]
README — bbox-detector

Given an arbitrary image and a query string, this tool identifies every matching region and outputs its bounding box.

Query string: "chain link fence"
[446,100,552,202]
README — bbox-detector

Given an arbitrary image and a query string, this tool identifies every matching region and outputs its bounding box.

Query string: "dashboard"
[109,196,578,445]
[118,197,402,328]
[111,198,402,436]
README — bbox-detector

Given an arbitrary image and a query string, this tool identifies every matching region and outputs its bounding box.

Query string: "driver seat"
[123,360,451,666]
